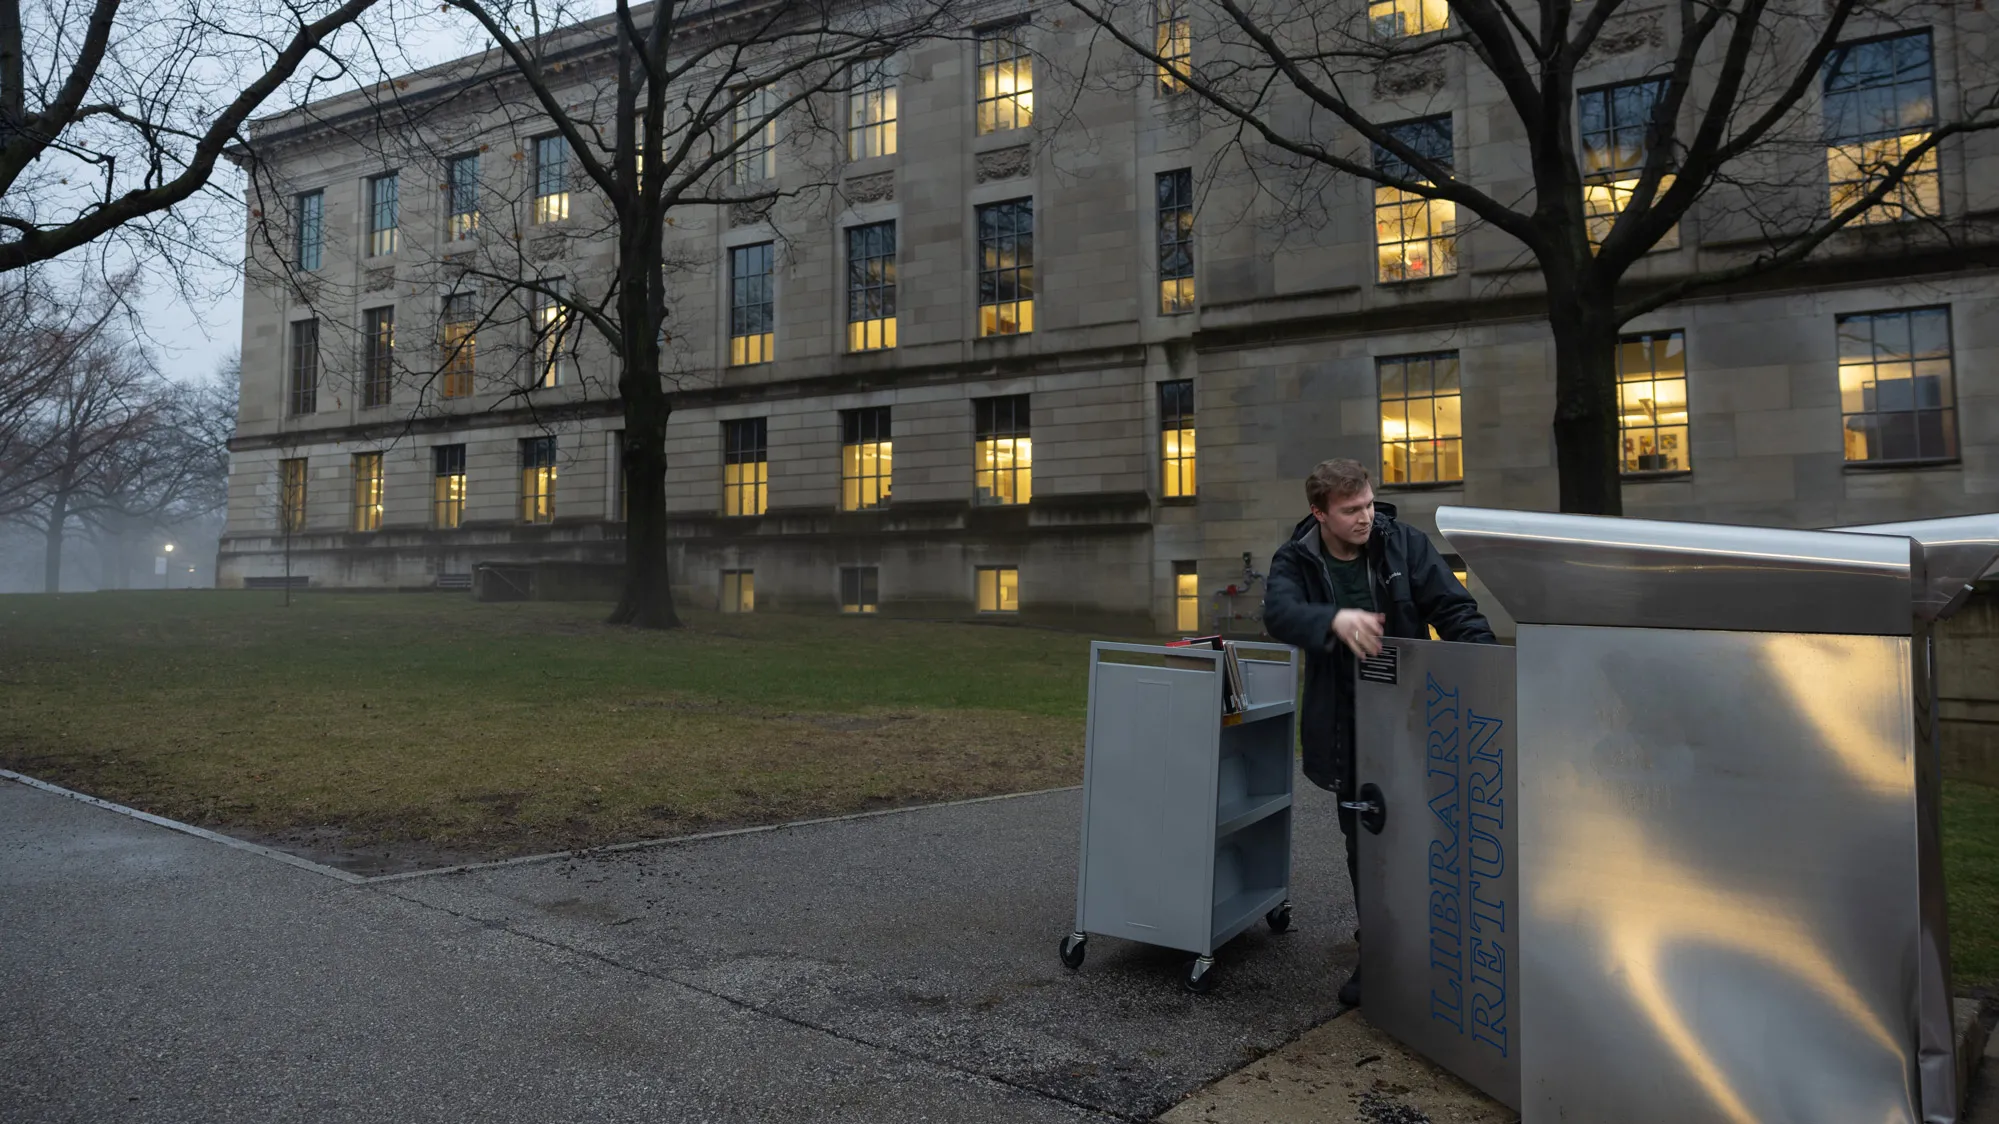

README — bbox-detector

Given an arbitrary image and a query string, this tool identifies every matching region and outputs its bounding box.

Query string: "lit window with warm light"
[440,292,476,398]
[1174,562,1200,633]
[848,59,898,160]
[279,458,308,532]
[732,87,778,184]
[976,566,1019,614]
[434,444,467,528]
[721,569,755,613]
[520,436,557,523]
[976,23,1033,134]
[1160,379,1195,498]
[1825,32,1938,224]
[1580,79,1678,250]
[977,199,1033,336]
[1370,0,1449,38]
[368,172,399,257]
[447,153,480,240]
[841,406,892,511]
[841,566,879,614]
[1378,351,1462,485]
[974,395,1032,505]
[533,135,570,224]
[722,417,768,517]
[1155,0,1190,95]
[1618,331,1690,474]
[352,452,384,532]
[363,306,394,409]
[1837,307,1957,464]
[1157,169,1194,314]
[533,282,571,389]
[847,222,896,351]
[1373,117,1456,283]
[730,242,775,365]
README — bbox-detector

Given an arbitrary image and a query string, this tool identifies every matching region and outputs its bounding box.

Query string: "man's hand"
[1331,609,1386,658]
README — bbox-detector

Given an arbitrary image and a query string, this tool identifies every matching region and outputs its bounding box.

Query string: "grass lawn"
[0,591,1097,860]
[1945,779,1999,995]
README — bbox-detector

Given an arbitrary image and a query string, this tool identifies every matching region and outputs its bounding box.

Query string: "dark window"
[730,242,775,365]
[295,191,323,270]
[362,307,394,408]
[1160,379,1195,497]
[441,292,476,398]
[974,395,1031,505]
[1157,169,1194,314]
[1824,32,1938,222]
[841,566,879,614]
[723,418,768,517]
[977,199,1034,336]
[288,319,319,415]
[847,222,897,352]
[368,172,399,257]
[1372,116,1456,282]
[447,154,480,239]
[840,406,892,511]
[1579,79,1676,248]
[533,281,570,388]
[1837,307,1957,464]
[434,445,467,529]
[534,136,570,223]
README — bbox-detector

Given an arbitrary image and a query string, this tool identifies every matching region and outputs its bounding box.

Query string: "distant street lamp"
[163,543,174,590]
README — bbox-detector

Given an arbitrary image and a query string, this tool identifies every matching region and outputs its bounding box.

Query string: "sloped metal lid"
[1836,513,1999,621]
[1437,506,1915,635]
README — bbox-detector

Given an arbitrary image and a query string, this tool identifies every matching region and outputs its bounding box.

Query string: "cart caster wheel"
[1266,903,1292,933]
[1059,932,1088,971]
[1185,955,1217,994]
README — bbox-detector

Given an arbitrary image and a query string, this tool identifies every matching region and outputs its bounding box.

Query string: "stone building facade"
[221,0,1999,639]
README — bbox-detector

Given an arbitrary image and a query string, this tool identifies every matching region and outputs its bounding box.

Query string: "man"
[1262,458,1494,1006]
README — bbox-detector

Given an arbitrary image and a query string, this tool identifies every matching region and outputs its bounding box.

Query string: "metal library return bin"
[1059,640,1300,992]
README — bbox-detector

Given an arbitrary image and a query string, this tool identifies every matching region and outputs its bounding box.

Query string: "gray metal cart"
[1059,640,1299,991]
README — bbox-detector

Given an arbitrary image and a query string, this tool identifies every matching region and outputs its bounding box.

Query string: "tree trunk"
[608,401,680,628]
[41,491,67,593]
[1549,290,1625,516]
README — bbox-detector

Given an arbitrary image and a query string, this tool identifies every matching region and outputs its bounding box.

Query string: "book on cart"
[1166,635,1252,714]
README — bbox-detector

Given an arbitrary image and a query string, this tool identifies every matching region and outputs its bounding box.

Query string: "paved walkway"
[1,777,1357,1123]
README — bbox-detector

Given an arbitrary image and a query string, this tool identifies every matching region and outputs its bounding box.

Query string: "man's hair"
[1306,459,1372,511]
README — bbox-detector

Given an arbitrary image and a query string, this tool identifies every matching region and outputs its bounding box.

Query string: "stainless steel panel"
[1518,624,1921,1124]
[1356,638,1520,1110]
[1838,514,1999,621]
[1437,506,1914,635]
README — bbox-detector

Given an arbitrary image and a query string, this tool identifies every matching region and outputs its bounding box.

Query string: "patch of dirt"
[236,825,503,878]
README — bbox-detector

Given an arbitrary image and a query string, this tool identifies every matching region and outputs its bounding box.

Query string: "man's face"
[1313,484,1375,548]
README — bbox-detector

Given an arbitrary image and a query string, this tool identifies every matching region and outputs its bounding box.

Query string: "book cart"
[1058,640,1299,992]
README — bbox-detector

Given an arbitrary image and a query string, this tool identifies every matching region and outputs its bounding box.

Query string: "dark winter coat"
[1261,502,1496,796]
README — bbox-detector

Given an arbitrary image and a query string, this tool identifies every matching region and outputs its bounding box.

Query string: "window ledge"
[1375,273,1460,287]
[1843,458,1961,473]
[1159,495,1198,506]
[1378,481,1464,493]
[1622,470,1693,482]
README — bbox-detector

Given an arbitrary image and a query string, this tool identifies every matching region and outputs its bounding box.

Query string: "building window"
[1157,169,1195,314]
[279,458,308,532]
[1580,79,1678,250]
[976,23,1033,135]
[1618,331,1690,474]
[731,86,778,185]
[441,292,476,398]
[1825,32,1938,224]
[847,222,897,352]
[974,395,1032,506]
[533,135,570,224]
[977,199,1034,336]
[1837,307,1957,464]
[287,319,318,415]
[368,172,399,257]
[533,282,570,388]
[433,445,467,529]
[976,566,1019,614]
[352,453,384,532]
[848,59,898,160]
[840,406,892,511]
[362,306,394,409]
[447,153,480,240]
[1155,0,1190,95]
[1174,561,1201,633]
[1373,116,1456,283]
[729,242,774,365]
[520,436,558,523]
[1160,379,1196,498]
[295,191,323,271]
[722,417,768,517]
[841,566,879,614]
[1378,351,1463,485]
[721,570,755,613]
[1370,0,1449,37]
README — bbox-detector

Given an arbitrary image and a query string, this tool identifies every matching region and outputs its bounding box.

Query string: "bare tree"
[74,358,237,580]
[0,0,386,276]
[240,0,964,627]
[1069,0,1999,514]
[0,268,132,518]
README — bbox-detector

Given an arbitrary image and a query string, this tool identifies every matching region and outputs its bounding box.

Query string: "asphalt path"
[1,776,1354,1123]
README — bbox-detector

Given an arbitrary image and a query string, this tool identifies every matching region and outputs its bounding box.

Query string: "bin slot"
[1211,809,1290,943]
